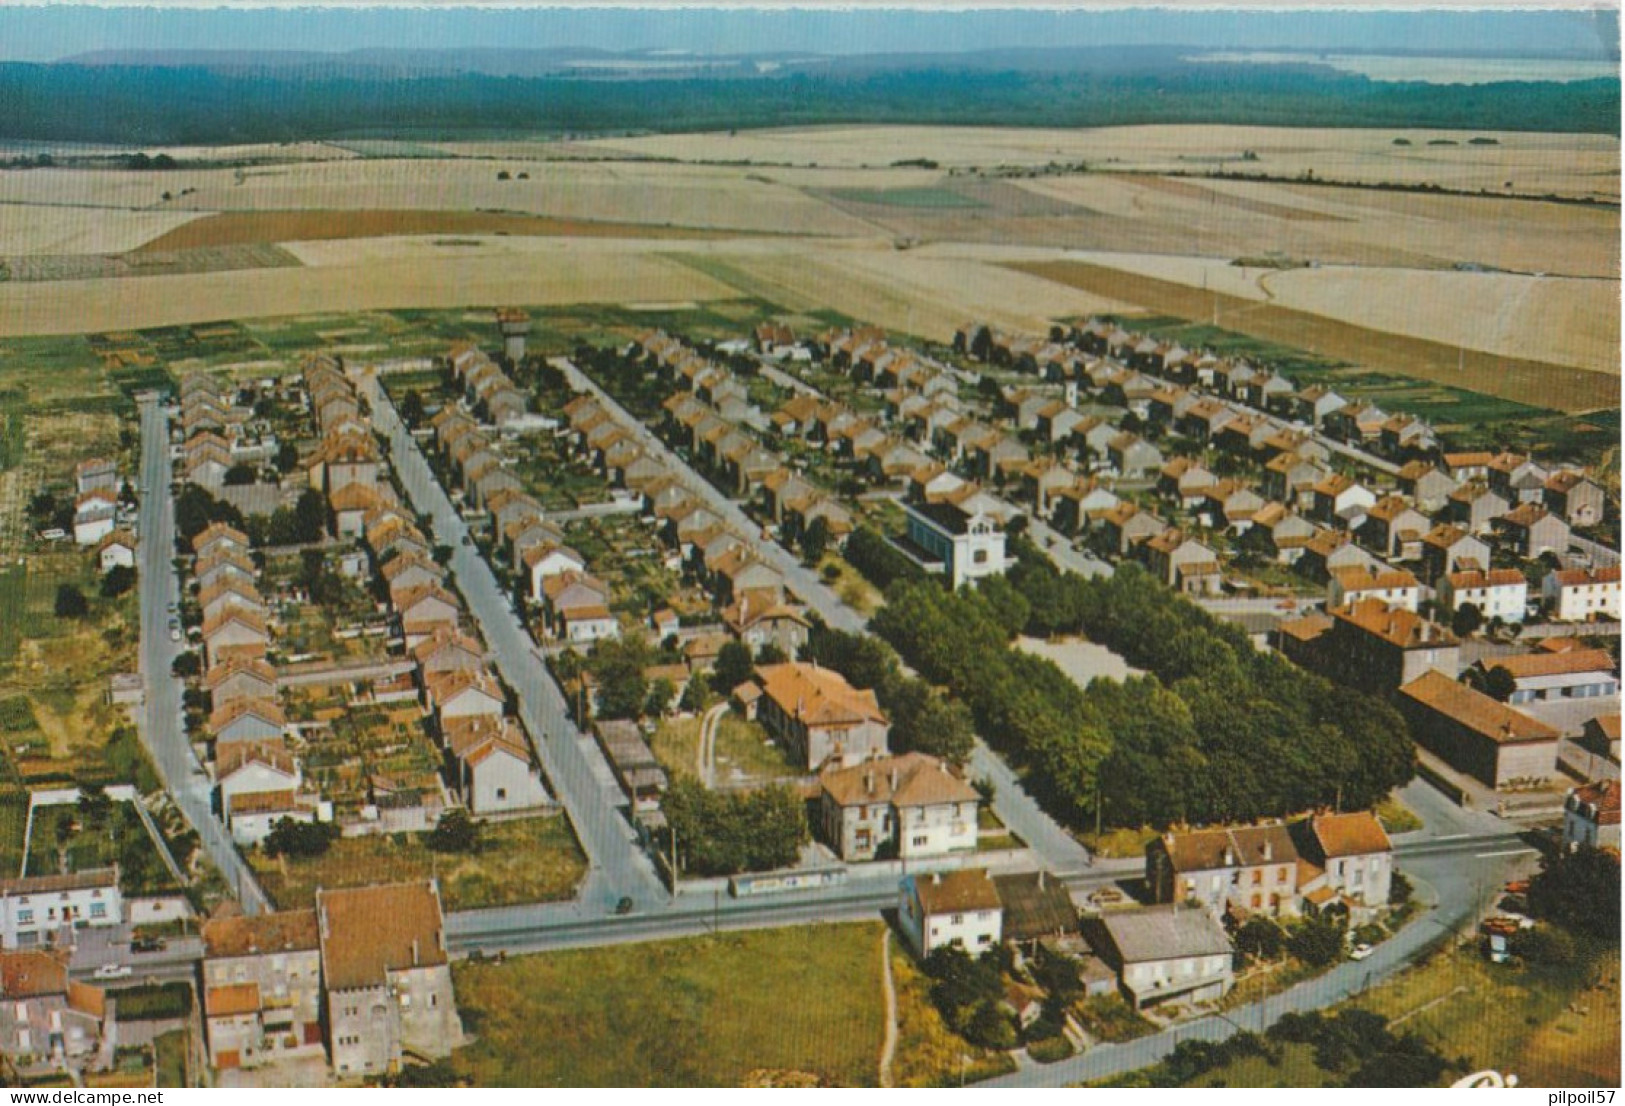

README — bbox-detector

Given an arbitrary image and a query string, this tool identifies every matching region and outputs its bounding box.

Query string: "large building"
[817,753,980,861]
[740,663,891,771]
[1398,670,1560,790]
[1082,906,1234,1012]
[317,881,462,1079]
[1543,566,1621,623]
[201,910,325,1072]
[902,497,1009,589]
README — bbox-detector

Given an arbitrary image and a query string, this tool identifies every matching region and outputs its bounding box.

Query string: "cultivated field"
[0,205,204,256]
[579,124,1620,200]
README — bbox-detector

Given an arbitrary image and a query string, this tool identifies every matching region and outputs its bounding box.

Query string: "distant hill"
[4,47,1617,144]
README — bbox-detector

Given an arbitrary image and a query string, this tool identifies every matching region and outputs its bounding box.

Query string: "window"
[89,903,105,919]
[972,549,988,565]
[16,910,32,926]
[496,788,507,801]
[1277,866,1288,882]
[1251,870,1262,885]
[912,835,928,848]
[951,914,963,925]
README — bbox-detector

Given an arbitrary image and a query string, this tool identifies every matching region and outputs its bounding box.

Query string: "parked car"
[93,964,132,980]
[1349,944,1374,961]
[131,937,167,954]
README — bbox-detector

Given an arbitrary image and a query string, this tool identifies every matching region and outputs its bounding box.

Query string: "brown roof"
[913,868,1002,916]
[821,753,978,809]
[0,868,118,896]
[216,739,297,780]
[204,983,262,1018]
[1399,670,1559,744]
[756,663,887,728]
[204,657,276,691]
[1485,649,1616,681]
[1160,823,1300,872]
[1332,598,1456,650]
[0,950,69,998]
[209,697,286,734]
[227,790,300,816]
[1446,568,1527,590]
[203,909,320,958]
[1571,780,1621,826]
[1330,565,1420,593]
[202,608,269,640]
[317,881,448,992]
[1311,812,1392,858]
[1277,612,1334,644]
[1550,565,1621,588]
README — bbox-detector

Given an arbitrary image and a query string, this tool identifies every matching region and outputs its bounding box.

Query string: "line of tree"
[842,526,925,592]
[870,545,1414,832]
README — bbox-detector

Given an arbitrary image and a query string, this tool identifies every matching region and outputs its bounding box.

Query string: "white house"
[1563,780,1620,850]
[523,542,587,602]
[1544,566,1620,622]
[1437,568,1529,624]
[1328,565,1421,613]
[1086,906,1234,1011]
[559,603,621,644]
[898,869,1003,959]
[443,716,551,815]
[0,869,122,949]
[96,530,136,574]
[72,491,118,546]
[818,753,980,862]
[903,497,1008,589]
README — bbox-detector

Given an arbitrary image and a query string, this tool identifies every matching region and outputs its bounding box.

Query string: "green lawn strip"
[453,922,887,1087]
[249,812,586,912]
[153,1030,188,1088]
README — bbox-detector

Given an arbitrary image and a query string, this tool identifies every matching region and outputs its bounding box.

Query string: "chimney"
[931,872,942,885]
[1263,842,1272,861]
[890,767,900,791]
[412,938,420,966]
[1038,871,1046,891]
[864,770,874,796]
[1223,846,1235,867]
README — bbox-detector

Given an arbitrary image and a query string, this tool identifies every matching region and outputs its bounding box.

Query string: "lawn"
[452,922,887,1087]
[650,712,801,785]
[1375,795,1424,835]
[819,553,883,616]
[888,935,1016,1087]
[0,790,26,874]
[26,801,181,896]
[153,1029,188,1088]
[250,812,587,912]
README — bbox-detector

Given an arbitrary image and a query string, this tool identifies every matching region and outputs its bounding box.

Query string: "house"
[379,553,445,599]
[1198,480,1265,534]
[818,753,980,862]
[1302,812,1394,921]
[411,630,485,677]
[744,663,890,771]
[225,790,313,849]
[1156,821,1310,923]
[1475,649,1619,708]
[1563,780,1620,850]
[1577,714,1621,772]
[74,457,118,497]
[902,497,1008,590]
[1441,451,1495,482]
[202,609,271,667]
[1357,497,1432,562]
[1487,452,1549,506]
[218,740,301,812]
[1397,670,1560,790]
[1323,598,1460,691]
[1396,461,1459,514]
[991,871,1077,950]
[722,598,810,658]
[441,715,550,815]
[1419,525,1492,586]
[1139,530,1222,596]
[1246,503,1317,565]
[0,950,106,1070]
[1158,458,1217,510]
[559,602,620,644]
[1543,566,1620,622]
[95,530,136,574]
[1495,503,1571,560]
[199,578,266,625]
[424,666,505,723]
[1437,568,1529,625]
[71,491,118,546]
[317,881,462,1078]
[1097,503,1168,558]
[1083,906,1233,1011]
[393,584,462,648]
[1328,565,1421,612]
[1311,474,1376,526]
[1297,529,1381,583]
[523,542,588,602]
[1105,432,1163,477]
[0,870,121,949]
[205,657,278,709]
[1261,453,1328,513]
[201,910,325,1072]
[1293,385,1348,427]
[211,698,287,746]
[1544,471,1606,527]
[898,869,1003,959]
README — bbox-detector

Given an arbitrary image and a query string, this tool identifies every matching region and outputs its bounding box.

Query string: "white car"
[1349,943,1374,961]
[93,964,133,980]
[169,627,182,643]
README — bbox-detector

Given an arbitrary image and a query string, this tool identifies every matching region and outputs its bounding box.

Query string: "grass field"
[26,801,180,896]
[153,1030,188,1089]
[1010,259,1615,413]
[888,936,1016,1087]
[452,922,887,1086]
[249,812,587,912]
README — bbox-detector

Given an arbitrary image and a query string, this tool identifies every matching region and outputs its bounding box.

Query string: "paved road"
[135,398,268,914]
[367,378,667,914]
[983,830,1538,1087]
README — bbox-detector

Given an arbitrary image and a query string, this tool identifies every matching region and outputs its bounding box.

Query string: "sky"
[0,5,1614,64]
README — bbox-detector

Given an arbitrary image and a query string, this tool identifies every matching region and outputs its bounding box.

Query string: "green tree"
[1286,913,1346,967]
[427,809,482,854]
[274,440,300,473]
[100,564,136,597]
[1481,665,1517,703]
[800,516,831,565]
[662,778,806,876]
[292,488,329,543]
[755,642,788,665]
[400,388,427,428]
[223,463,257,486]
[643,677,676,719]
[1527,844,1621,939]
[1235,916,1285,961]
[54,583,88,618]
[711,640,755,695]
[1450,602,1483,638]
[263,818,339,858]
[588,637,652,721]
[170,652,201,678]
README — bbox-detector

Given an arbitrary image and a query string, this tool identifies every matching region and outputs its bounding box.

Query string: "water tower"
[496,307,531,364]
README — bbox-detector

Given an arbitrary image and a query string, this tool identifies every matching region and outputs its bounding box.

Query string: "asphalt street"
[135,397,269,914]
[366,378,667,914]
